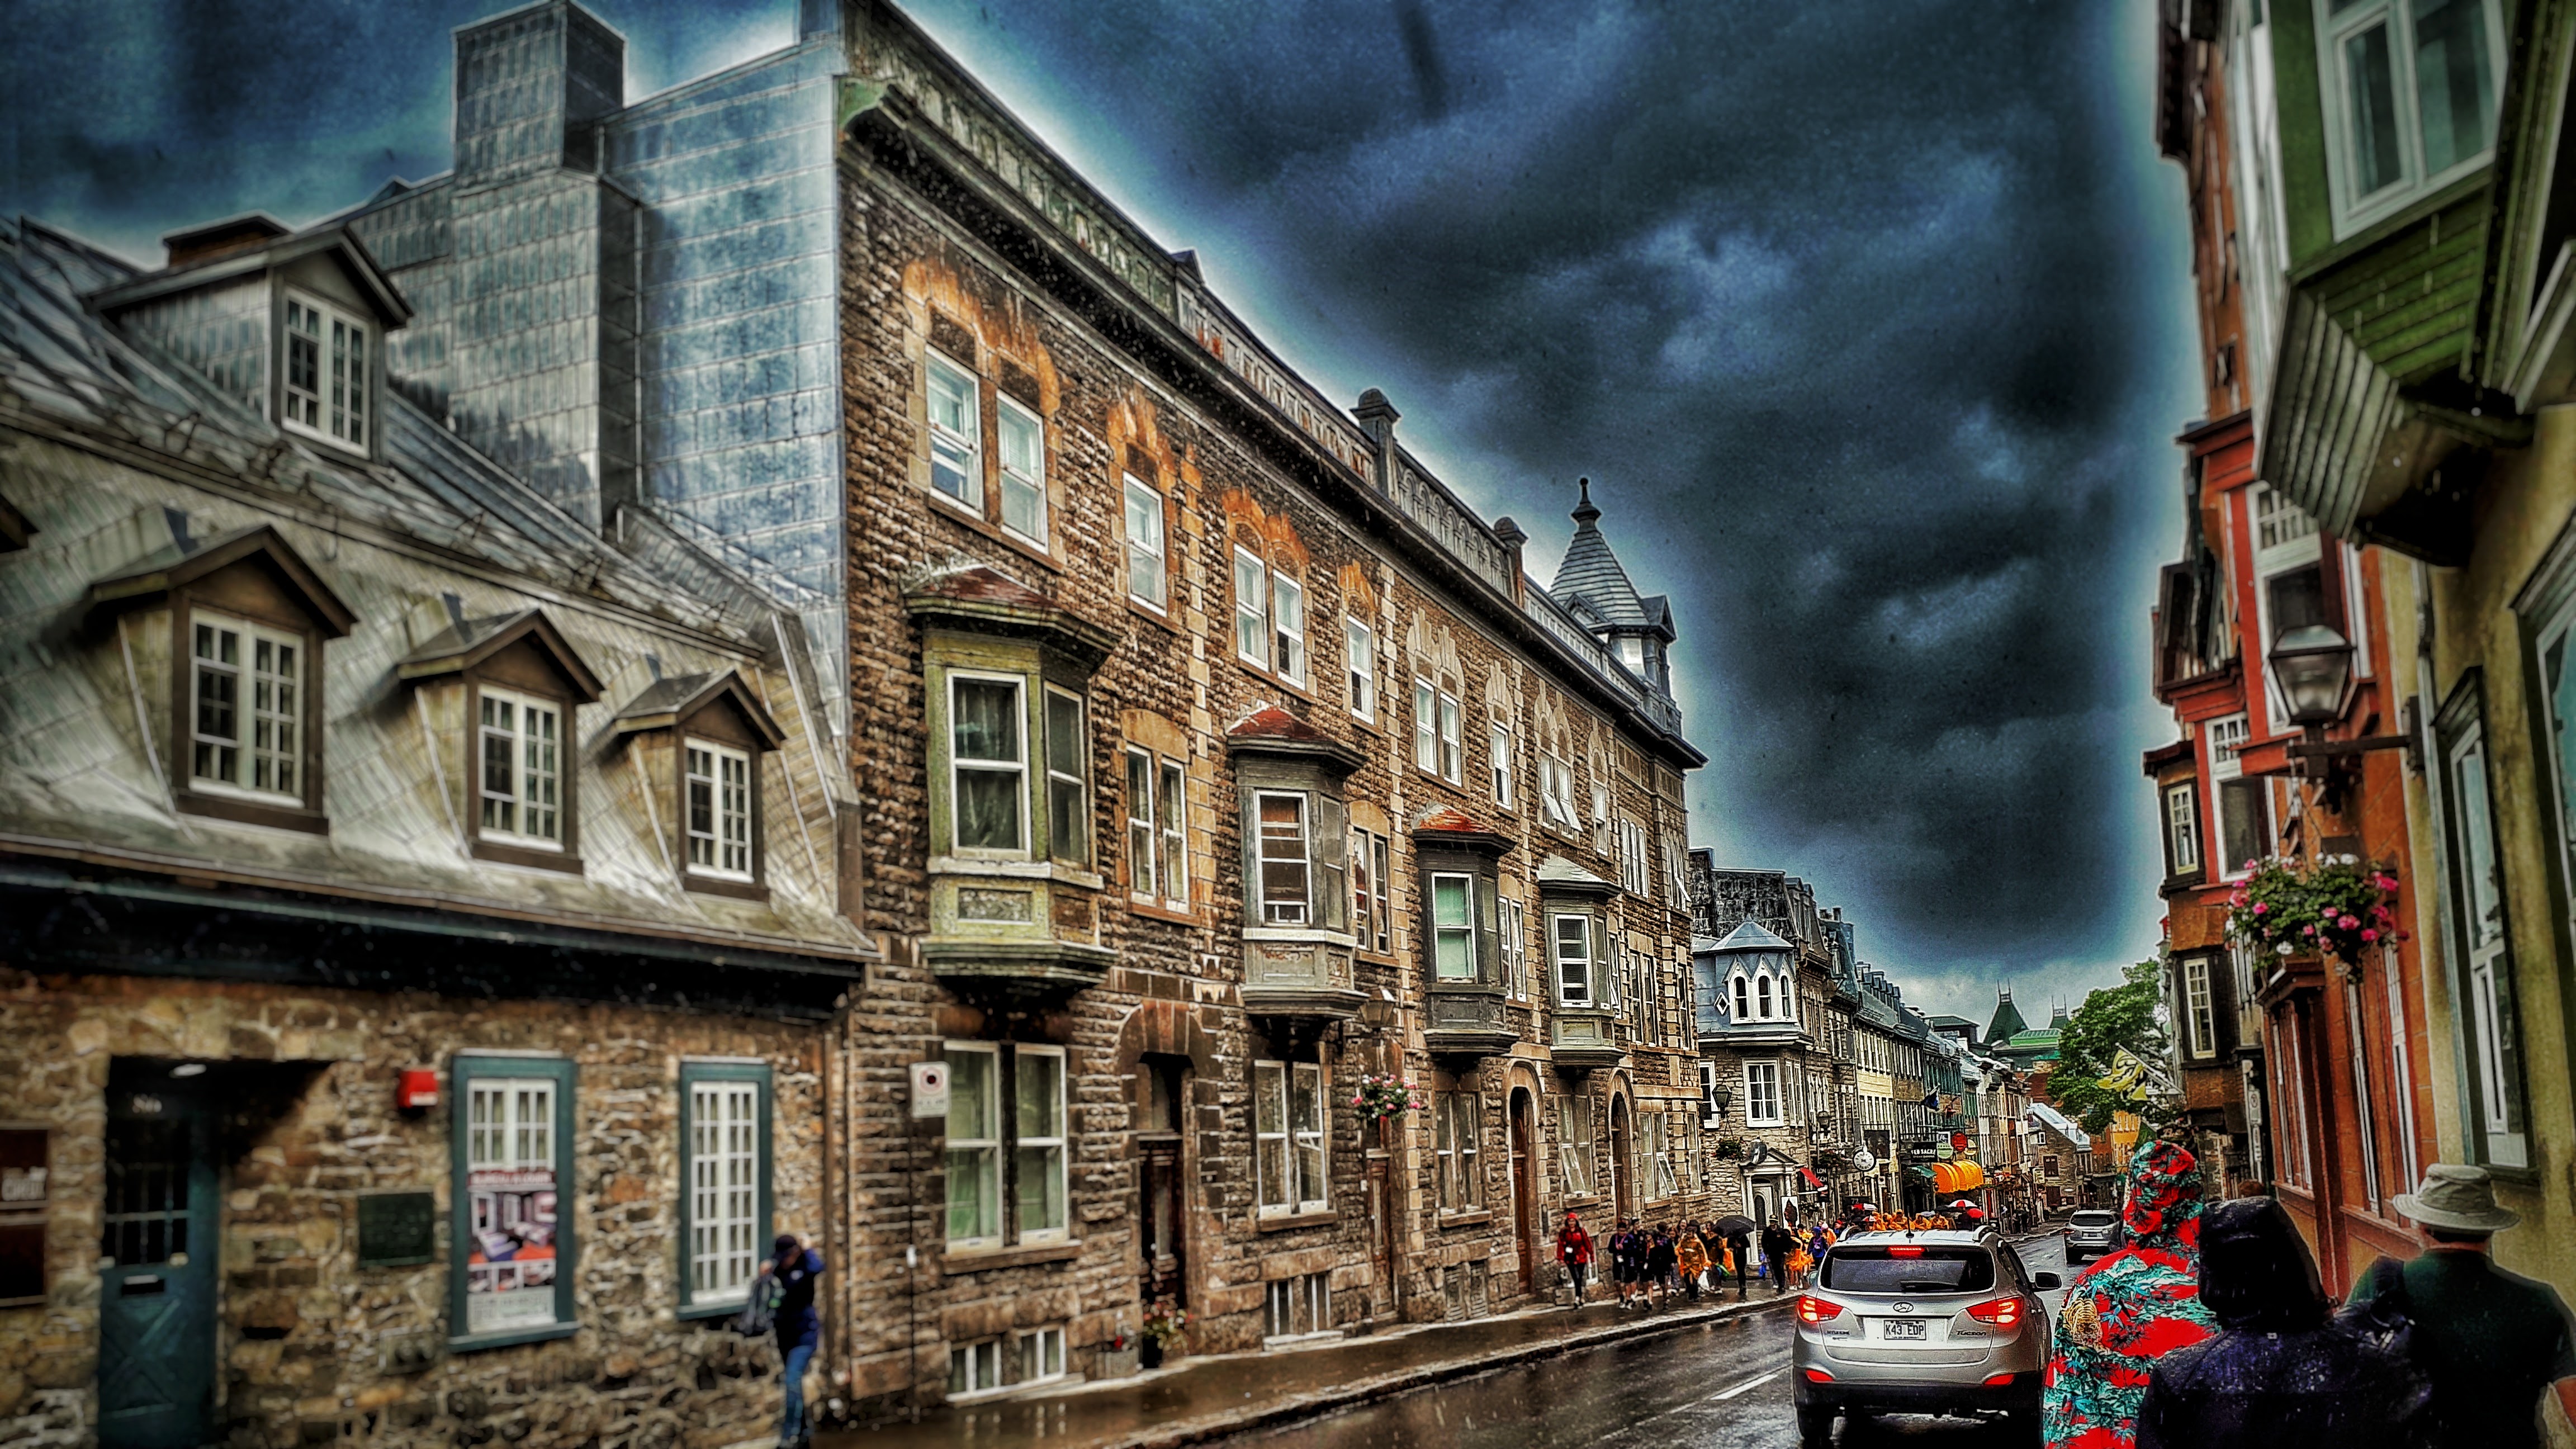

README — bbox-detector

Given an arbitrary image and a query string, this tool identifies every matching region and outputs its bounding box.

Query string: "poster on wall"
[465,1163,557,1331]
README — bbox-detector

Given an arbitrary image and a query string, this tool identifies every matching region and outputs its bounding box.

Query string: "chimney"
[454,1,627,181]
[1353,388,1400,493]
[162,213,291,270]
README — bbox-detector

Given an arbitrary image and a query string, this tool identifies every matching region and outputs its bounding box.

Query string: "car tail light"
[1803,1368,1835,1383]
[1983,1372,2018,1387]
[1796,1294,1844,1324]
[1964,1296,2024,1330]
[1886,1246,1925,1257]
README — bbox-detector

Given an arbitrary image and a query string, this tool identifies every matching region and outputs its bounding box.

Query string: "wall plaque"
[358,1191,438,1268]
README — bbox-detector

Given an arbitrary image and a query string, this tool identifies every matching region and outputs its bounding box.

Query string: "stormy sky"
[1,0,2198,1023]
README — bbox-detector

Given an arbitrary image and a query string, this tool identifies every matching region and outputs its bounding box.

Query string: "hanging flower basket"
[2225,854,2404,967]
[1351,1073,1424,1124]
[1811,1144,1853,1172]
[1710,1136,1748,1161]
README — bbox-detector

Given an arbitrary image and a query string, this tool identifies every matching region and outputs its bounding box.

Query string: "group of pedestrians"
[1555,1210,1833,1306]
[2040,1140,2576,1449]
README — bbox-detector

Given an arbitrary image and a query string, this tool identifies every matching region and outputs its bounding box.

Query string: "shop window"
[449,1055,575,1348]
[1253,1059,1328,1216]
[941,1043,1070,1251]
[679,1062,771,1316]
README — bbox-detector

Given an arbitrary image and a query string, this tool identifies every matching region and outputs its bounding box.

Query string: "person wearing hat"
[756,1233,826,1449]
[2342,1165,2576,1449]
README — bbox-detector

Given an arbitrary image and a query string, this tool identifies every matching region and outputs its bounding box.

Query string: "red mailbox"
[396,1069,440,1110]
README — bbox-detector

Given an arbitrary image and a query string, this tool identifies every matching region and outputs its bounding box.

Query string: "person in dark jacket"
[1761,1220,1794,1292]
[1725,1224,1753,1298]
[760,1234,825,1449]
[2134,1197,2428,1449]
[1645,1228,1678,1306]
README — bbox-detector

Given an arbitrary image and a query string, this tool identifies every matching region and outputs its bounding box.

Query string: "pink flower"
[2253,903,2268,915]
[2361,929,2379,943]
[2340,915,2360,931]
[2302,925,2315,936]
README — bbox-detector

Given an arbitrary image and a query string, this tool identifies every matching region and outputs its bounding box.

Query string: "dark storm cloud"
[0,0,2190,1013]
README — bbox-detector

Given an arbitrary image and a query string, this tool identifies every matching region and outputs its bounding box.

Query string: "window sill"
[475,838,584,874]
[931,856,1107,891]
[685,873,770,903]
[1436,1209,1494,1230]
[448,1323,578,1353]
[176,789,328,835]
[678,1296,752,1322]
[1253,1210,1337,1234]
[1125,598,1178,634]
[1127,898,1199,927]
[941,1240,1081,1273]
[1240,926,1357,949]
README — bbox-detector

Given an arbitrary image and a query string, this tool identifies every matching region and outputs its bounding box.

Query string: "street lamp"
[2268,623,2353,733]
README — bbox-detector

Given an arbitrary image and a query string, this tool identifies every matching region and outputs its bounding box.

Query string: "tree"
[2048,958,2177,1136]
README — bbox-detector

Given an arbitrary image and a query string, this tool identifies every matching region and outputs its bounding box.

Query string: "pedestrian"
[1761,1218,1794,1292]
[2040,1139,2219,1449]
[757,1233,825,1449]
[1606,1219,1633,1308]
[2341,1164,2576,1449]
[1555,1210,1595,1306]
[1725,1222,1753,1298]
[1675,1223,1710,1301]
[2134,1197,2429,1449]
[1646,1226,1677,1306]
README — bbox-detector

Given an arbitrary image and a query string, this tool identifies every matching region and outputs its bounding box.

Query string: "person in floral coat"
[2042,1139,2219,1448]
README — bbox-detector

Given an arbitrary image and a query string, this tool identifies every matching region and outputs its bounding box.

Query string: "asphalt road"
[1220,1233,2074,1449]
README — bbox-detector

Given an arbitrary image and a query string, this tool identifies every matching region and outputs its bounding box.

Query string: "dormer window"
[191,610,305,799]
[400,608,604,873]
[685,742,754,879]
[281,292,371,452]
[609,669,784,899]
[479,689,564,847]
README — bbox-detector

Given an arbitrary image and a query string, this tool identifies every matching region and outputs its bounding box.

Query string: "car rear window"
[2070,1211,2117,1227]
[1821,1247,1997,1295]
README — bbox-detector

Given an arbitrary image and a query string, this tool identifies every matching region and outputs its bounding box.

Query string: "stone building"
[0,220,870,1449]
[1685,860,1842,1226]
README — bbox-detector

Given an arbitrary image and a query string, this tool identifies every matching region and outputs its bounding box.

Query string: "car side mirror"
[2033,1272,2061,1290]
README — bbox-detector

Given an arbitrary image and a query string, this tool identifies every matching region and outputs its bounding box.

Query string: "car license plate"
[1882,1320,1927,1341]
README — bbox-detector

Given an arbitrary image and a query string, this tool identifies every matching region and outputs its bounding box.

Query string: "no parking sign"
[910,1060,949,1119]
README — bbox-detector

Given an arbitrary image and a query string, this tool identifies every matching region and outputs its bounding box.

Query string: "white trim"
[1122,475,1168,610]
[683,738,755,880]
[280,287,372,454]
[947,670,1029,859]
[925,348,983,510]
[186,608,306,803]
[1254,790,1311,926]
[941,1042,1003,1251]
[1234,548,1269,667]
[1345,619,1375,721]
[995,391,1048,546]
[476,685,566,849]
[2315,0,2505,240]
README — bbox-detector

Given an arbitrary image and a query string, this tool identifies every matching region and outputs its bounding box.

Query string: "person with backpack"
[756,1234,825,1449]
[2342,1165,2576,1449]
[1645,1226,1678,1307]
[1555,1210,1594,1306]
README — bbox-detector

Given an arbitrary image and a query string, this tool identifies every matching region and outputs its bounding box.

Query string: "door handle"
[120,1276,167,1295]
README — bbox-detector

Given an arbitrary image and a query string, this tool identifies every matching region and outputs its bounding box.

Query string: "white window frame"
[1539,751,1578,829]
[1552,912,1593,1006]
[1043,687,1088,866]
[684,740,755,880]
[1699,1060,1721,1129]
[1499,896,1528,999]
[2184,957,2218,1062]
[2207,714,2262,880]
[1234,549,1270,666]
[2317,0,2505,239]
[477,686,565,848]
[995,392,1047,545]
[1015,1327,1066,1387]
[1413,680,1438,774]
[1744,1061,1783,1126]
[924,348,983,510]
[1255,790,1311,926]
[1346,619,1375,721]
[948,1338,1002,1397]
[2163,781,2200,878]
[1272,573,1307,685]
[187,609,306,802]
[281,288,371,452]
[1014,1044,1070,1244]
[1436,1090,1483,1213]
[1253,1059,1329,1217]
[685,1076,762,1305]
[1124,475,1168,609]
[1617,818,1650,896]
[1556,1095,1594,1196]
[1489,722,1513,809]
[1437,690,1462,783]
[1126,747,1190,911]
[1429,872,1477,981]
[942,1043,1002,1250]
[948,671,1027,858]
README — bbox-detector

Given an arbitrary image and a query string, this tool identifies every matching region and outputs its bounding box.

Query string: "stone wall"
[0,970,827,1449]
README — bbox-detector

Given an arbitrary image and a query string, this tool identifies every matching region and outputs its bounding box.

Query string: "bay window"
[2184,956,2218,1061]
[1043,688,1088,865]
[1351,826,1392,954]
[949,675,1026,855]
[2163,781,2200,879]
[1253,1060,1329,1216]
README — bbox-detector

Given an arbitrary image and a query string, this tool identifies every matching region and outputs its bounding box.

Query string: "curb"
[1091,1295,1798,1449]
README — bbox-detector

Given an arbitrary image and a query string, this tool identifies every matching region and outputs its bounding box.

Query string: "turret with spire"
[1985,986,2029,1045]
[1547,477,1678,695]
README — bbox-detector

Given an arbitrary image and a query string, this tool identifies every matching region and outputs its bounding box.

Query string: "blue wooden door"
[97,1096,217,1449]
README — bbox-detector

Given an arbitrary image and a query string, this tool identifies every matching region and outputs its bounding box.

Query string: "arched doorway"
[1508,1088,1537,1291]
[1137,1055,1190,1306]
[1609,1095,1634,1221]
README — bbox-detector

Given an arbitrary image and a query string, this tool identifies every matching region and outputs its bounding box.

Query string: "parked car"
[2063,1208,2123,1265]
[1791,1229,2058,1448]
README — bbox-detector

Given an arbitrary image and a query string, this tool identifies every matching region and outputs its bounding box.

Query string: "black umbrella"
[1713,1214,1756,1236]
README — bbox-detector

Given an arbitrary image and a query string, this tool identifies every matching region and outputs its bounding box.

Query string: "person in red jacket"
[1556,1211,1595,1305]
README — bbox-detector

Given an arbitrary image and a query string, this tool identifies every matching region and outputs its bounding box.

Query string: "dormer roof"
[1535,854,1616,897]
[903,565,1117,667]
[1224,703,1366,774]
[1708,918,1794,956]
[1410,805,1514,856]
[86,219,413,329]
[612,669,786,749]
[86,522,358,637]
[397,608,606,703]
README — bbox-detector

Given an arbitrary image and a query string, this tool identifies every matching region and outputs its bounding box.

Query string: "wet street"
[1217,1234,2073,1449]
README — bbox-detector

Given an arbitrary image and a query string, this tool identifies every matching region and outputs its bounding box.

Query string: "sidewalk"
[827,1290,1797,1449]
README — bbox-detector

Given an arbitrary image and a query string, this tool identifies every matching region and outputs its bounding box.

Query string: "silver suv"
[2064,1208,2123,1265]
[1791,1229,2058,1447]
